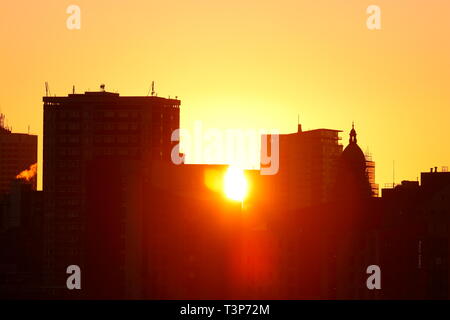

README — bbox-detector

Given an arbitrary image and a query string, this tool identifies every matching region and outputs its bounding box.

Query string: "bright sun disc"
[224,166,248,201]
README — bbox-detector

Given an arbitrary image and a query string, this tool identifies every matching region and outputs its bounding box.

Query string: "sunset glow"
[224,166,248,202]
[2,1,450,190]
[1,0,450,302]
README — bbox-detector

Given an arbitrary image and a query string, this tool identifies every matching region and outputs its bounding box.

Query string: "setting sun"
[224,166,248,202]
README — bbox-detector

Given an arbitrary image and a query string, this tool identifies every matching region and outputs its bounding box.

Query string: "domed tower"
[334,123,372,200]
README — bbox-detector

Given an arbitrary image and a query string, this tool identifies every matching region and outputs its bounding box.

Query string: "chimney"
[297,124,302,133]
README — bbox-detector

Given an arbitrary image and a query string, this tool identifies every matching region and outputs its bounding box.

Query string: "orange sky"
[1,0,450,190]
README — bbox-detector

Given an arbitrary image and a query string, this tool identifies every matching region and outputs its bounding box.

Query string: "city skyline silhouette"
[0,0,449,302]
[0,87,449,299]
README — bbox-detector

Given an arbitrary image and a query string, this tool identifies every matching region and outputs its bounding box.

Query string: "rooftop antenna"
[72,85,75,94]
[28,125,30,134]
[297,114,302,133]
[393,160,395,188]
[151,81,155,96]
[45,82,49,97]
[0,113,5,130]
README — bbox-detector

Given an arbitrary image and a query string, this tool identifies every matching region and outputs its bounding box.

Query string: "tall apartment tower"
[261,124,343,210]
[43,90,180,298]
[0,114,37,196]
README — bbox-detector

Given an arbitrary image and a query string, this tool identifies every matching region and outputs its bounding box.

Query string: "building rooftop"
[43,90,181,106]
[0,113,11,134]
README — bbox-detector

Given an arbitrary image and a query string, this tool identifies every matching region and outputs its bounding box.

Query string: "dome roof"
[341,142,366,171]
[333,123,372,199]
[341,122,366,170]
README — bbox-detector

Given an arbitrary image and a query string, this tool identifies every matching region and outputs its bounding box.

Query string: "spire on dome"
[349,122,357,144]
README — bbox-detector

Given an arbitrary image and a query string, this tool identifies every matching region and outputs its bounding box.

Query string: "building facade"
[0,114,37,196]
[42,90,180,298]
[261,124,343,210]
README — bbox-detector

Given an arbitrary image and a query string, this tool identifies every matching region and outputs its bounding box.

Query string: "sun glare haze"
[224,166,248,202]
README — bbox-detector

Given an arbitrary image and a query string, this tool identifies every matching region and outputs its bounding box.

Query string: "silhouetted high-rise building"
[42,89,180,298]
[0,114,37,196]
[261,123,343,210]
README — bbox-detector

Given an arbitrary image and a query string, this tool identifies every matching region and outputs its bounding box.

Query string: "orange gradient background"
[1,0,450,190]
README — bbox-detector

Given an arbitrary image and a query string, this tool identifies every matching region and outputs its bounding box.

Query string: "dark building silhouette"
[144,162,243,299]
[229,163,448,299]
[0,114,37,196]
[122,130,446,300]
[0,179,44,298]
[377,168,450,299]
[261,123,343,210]
[334,123,373,200]
[1,87,447,300]
[259,122,377,213]
[0,115,40,299]
[42,89,180,298]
